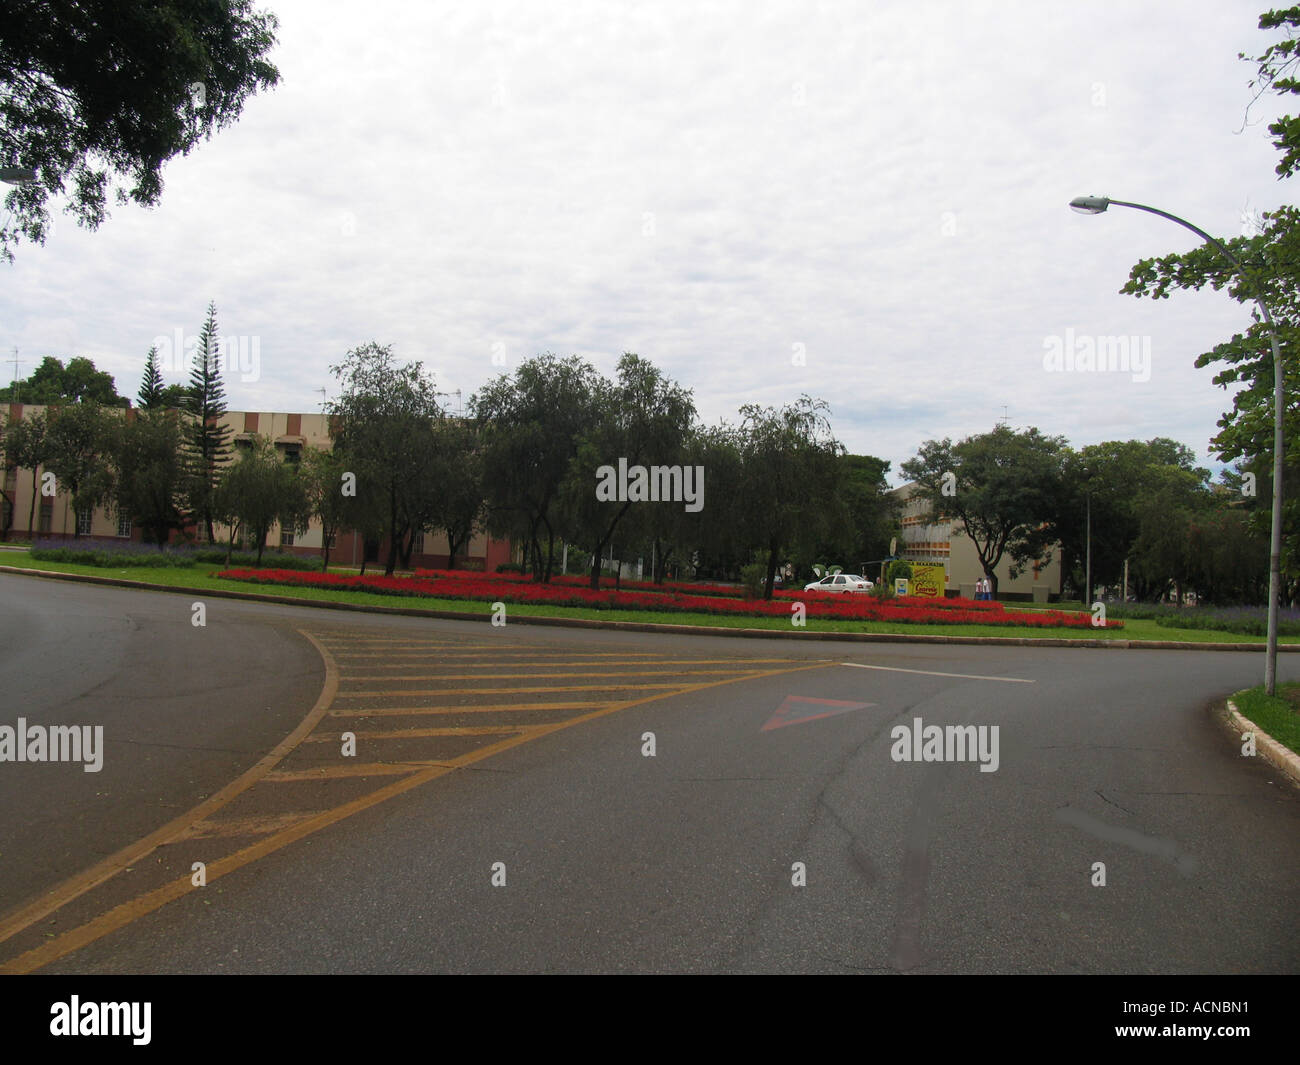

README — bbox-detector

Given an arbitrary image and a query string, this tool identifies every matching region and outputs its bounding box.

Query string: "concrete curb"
[1225,698,1300,787]
[3,563,1299,651]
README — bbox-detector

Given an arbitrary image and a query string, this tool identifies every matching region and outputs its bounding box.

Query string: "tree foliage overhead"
[0,0,281,259]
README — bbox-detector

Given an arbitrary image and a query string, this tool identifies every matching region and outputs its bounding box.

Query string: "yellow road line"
[304,725,537,740]
[264,762,429,781]
[0,628,340,950]
[175,812,319,841]
[334,683,721,697]
[1,654,835,974]
[338,669,773,681]
[327,702,613,716]
[329,651,670,661]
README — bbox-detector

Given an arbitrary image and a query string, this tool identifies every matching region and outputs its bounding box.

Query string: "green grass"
[4,551,1300,643]
[1229,684,1300,755]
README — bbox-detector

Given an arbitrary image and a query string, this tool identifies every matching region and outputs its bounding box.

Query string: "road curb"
[1225,698,1300,787]
[3,563,1298,651]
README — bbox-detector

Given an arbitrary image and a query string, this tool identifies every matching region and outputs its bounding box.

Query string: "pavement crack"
[1095,789,1135,816]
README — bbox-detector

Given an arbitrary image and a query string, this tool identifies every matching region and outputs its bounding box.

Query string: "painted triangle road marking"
[761,695,874,732]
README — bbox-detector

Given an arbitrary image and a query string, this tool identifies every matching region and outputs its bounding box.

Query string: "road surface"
[0,572,1296,973]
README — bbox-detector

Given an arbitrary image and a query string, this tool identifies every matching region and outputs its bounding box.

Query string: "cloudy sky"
[1,0,1292,483]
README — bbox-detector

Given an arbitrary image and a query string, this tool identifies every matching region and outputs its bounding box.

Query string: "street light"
[1070,195,1286,694]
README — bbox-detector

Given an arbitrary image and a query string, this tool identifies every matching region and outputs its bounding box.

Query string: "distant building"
[890,481,1061,600]
[1,404,512,572]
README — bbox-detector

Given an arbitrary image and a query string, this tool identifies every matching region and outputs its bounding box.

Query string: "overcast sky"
[1,0,1292,483]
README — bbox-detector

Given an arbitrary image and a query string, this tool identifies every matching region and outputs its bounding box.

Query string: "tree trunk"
[384,494,400,576]
[764,539,780,601]
[542,518,555,583]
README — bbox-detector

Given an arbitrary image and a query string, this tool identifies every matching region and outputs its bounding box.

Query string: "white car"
[804,573,874,593]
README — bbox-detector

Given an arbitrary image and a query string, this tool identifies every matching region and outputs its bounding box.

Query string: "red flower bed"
[218,568,1121,629]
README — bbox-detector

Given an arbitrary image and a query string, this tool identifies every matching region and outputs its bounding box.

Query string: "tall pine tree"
[138,346,164,409]
[184,302,232,542]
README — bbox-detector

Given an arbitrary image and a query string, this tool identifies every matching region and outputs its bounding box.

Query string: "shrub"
[496,562,525,574]
[192,549,321,571]
[885,559,913,585]
[739,562,766,599]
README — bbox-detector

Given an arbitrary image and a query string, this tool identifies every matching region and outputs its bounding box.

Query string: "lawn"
[1229,684,1300,756]
[3,551,1298,644]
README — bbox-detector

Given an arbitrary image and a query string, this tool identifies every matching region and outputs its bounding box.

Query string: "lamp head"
[0,167,37,185]
[1069,195,1110,215]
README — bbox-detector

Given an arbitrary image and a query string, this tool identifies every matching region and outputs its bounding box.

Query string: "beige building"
[1,404,511,571]
[891,481,1061,601]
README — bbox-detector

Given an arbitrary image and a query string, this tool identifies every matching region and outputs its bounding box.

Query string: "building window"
[77,508,93,536]
[40,501,54,534]
[117,516,133,538]
[282,446,301,464]
[412,530,424,554]
[279,528,295,547]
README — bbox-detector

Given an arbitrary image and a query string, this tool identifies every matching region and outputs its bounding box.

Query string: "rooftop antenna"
[8,347,21,403]
[316,387,326,412]
[997,405,1008,425]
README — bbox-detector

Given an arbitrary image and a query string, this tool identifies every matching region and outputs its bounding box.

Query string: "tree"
[472,354,601,582]
[0,0,280,261]
[1,355,127,406]
[138,347,165,410]
[300,444,356,572]
[734,396,845,600]
[2,408,47,535]
[327,342,445,576]
[814,453,897,574]
[183,301,232,543]
[113,408,186,546]
[213,436,308,565]
[1050,438,1208,599]
[902,425,1066,598]
[43,400,114,536]
[431,419,485,569]
[558,354,698,589]
[160,383,189,409]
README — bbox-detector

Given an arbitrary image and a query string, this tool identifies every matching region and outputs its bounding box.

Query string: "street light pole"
[1069,195,1285,694]
[1086,484,1092,608]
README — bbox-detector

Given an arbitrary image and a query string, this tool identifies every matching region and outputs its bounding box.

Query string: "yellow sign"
[908,563,946,598]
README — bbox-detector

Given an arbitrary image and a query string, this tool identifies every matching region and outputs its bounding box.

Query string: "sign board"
[908,563,946,598]
[894,578,909,596]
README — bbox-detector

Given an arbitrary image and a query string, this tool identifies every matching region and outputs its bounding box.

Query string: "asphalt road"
[1,571,1297,973]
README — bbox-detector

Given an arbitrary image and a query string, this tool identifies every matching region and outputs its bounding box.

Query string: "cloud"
[0,0,1287,482]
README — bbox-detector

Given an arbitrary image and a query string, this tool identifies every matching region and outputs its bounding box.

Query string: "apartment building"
[1,404,512,572]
